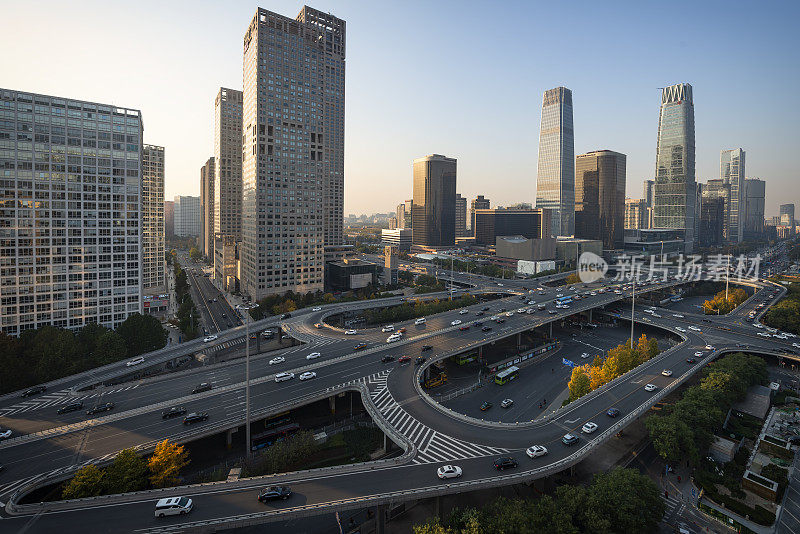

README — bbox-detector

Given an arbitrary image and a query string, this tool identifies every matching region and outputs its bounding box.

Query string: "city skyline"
[1,1,797,219]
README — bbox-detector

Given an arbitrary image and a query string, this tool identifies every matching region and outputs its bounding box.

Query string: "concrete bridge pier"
[226,427,236,449]
[516,332,522,349]
[328,395,336,414]
[375,504,387,534]
[549,322,553,338]
[383,432,394,453]
[433,495,442,519]
[588,309,592,322]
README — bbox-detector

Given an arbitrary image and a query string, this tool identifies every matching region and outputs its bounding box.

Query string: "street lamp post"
[237,303,257,459]
[630,269,637,350]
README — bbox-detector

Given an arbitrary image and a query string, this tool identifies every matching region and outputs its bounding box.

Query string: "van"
[415,317,426,325]
[154,496,193,518]
[275,372,295,382]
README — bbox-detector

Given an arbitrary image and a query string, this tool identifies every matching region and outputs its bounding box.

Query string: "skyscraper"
[142,145,165,291]
[624,198,650,230]
[396,202,407,229]
[241,7,345,300]
[535,86,574,237]
[470,195,490,235]
[0,88,143,336]
[164,200,174,238]
[411,154,456,248]
[643,179,655,207]
[214,88,242,243]
[575,150,626,249]
[720,148,745,243]
[199,156,215,259]
[404,199,413,229]
[653,83,696,253]
[743,178,765,239]
[455,193,467,237]
[780,203,795,231]
[174,196,201,237]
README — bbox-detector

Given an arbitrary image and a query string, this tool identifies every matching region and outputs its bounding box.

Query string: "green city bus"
[494,365,520,385]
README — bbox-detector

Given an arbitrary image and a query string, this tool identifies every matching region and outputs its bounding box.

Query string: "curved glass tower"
[535,87,574,237]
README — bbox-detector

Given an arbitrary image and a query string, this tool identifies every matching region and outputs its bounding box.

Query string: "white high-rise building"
[720,148,745,243]
[535,86,574,237]
[142,145,165,290]
[174,195,201,237]
[0,88,143,336]
[240,6,345,300]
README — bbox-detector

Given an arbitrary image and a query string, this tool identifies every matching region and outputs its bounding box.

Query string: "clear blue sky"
[2,0,798,216]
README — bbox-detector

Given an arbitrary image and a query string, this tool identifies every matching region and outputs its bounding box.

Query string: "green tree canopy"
[116,313,168,357]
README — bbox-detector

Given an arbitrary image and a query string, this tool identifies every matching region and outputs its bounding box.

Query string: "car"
[672,313,684,318]
[581,352,590,359]
[451,319,462,326]
[312,306,322,311]
[480,401,493,411]
[662,369,673,377]
[381,355,395,363]
[155,496,193,518]
[299,371,317,381]
[415,318,427,325]
[203,335,218,343]
[705,345,715,350]
[581,422,598,434]
[354,342,368,350]
[500,398,514,408]
[398,355,411,363]
[548,310,557,314]
[496,317,507,323]
[126,356,145,367]
[505,312,514,317]
[221,313,227,318]
[344,329,357,335]
[606,408,620,418]
[590,292,597,296]
[162,406,187,419]
[793,343,800,349]
[262,330,274,338]
[275,372,295,382]
[58,401,85,414]
[526,445,548,458]
[757,332,771,337]
[314,323,323,329]
[86,402,115,415]
[527,300,536,305]
[0,429,12,439]
[192,383,212,394]
[688,326,701,332]
[421,345,433,351]
[493,457,518,470]
[459,309,469,315]
[387,334,401,343]
[562,433,579,445]
[475,311,485,316]
[675,327,687,332]
[459,325,470,331]
[415,356,427,365]
[280,313,292,319]
[481,326,493,332]
[212,298,217,302]
[183,412,209,425]
[269,357,285,365]
[437,464,463,480]
[381,325,395,333]
[686,357,697,364]
[481,306,490,311]
[644,383,657,392]
[306,352,321,360]
[517,308,526,314]
[258,486,293,502]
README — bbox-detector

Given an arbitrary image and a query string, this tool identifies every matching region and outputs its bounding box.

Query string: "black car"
[415,356,427,365]
[86,402,115,415]
[606,408,620,418]
[183,412,209,425]
[474,321,483,327]
[192,382,212,394]
[686,357,697,364]
[498,308,507,312]
[22,385,47,397]
[475,311,484,316]
[381,355,395,363]
[281,313,292,319]
[162,406,187,419]
[258,486,292,502]
[481,326,492,332]
[495,318,505,324]
[57,401,84,414]
[493,457,518,470]
[421,345,433,351]
[481,306,490,311]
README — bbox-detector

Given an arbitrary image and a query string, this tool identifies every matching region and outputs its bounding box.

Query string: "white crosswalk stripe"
[0,384,140,418]
[361,370,510,465]
[662,495,683,518]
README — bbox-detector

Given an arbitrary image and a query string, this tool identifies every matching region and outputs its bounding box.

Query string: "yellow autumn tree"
[148,439,189,488]
[568,365,592,401]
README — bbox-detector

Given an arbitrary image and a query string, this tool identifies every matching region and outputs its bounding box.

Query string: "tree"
[93,331,128,366]
[585,468,665,534]
[189,247,202,262]
[116,313,168,357]
[568,365,591,401]
[645,413,697,464]
[105,448,149,493]
[148,440,189,488]
[62,464,105,499]
[565,273,581,284]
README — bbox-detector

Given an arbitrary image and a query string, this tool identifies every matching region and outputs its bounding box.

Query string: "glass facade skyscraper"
[653,83,696,253]
[535,86,574,237]
[720,148,745,243]
[411,154,456,248]
[575,150,626,250]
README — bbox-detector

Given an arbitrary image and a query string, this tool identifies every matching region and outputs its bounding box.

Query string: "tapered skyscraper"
[535,86,574,237]
[720,148,745,243]
[653,83,696,253]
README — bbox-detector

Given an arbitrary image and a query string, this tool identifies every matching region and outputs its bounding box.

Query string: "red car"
[459,325,470,331]
[398,355,411,363]
[398,327,407,333]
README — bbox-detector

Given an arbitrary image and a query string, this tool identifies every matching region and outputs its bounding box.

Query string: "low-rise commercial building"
[381,228,412,252]
[555,237,603,265]
[326,258,378,291]
[474,208,551,246]
[495,235,556,262]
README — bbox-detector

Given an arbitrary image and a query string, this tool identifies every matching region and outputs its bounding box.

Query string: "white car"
[775,334,789,339]
[269,357,285,365]
[275,372,295,383]
[757,332,771,337]
[793,343,800,349]
[344,329,357,335]
[688,326,701,332]
[415,318,427,325]
[673,314,684,318]
[299,371,317,381]
[0,429,12,439]
[381,325,395,333]
[652,313,662,318]
[644,383,657,392]
[312,307,322,311]
[505,312,514,317]
[694,351,703,357]
[203,335,218,343]
[614,290,622,294]
[154,496,193,518]
[556,293,563,298]
[526,445,548,458]
[705,345,715,350]
[459,309,469,315]
[306,352,321,360]
[590,292,597,296]
[528,300,536,305]
[501,398,514,408]
[451,319,462,326]
[662,369,673,377]
[676,327,687,332]
[437,464,462,479]
[581,352,590,359]
[126,356,145,367]
[387,334,401,343]
[517,308,526,314]
[581,422,598,434]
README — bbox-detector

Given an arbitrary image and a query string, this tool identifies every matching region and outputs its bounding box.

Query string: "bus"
[494,366,520,385]
[451,352,476,365]
[556,296,573,305]
[250,422,301,451]
[423,372,448,389]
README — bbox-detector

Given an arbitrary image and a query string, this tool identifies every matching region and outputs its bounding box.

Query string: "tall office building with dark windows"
[535,86,574,237]
[653,83,696,253]
[214,88,242,243]
[411,154,456,248]
[240,6,345,300]
[574,150,626,249]
[199,156,215,259]
[720,148,745,243]
[141,145,165,291]
[0,88,143,336]
[743,178,765,239]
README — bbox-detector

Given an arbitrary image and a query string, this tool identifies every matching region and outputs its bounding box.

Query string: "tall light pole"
[630,267,637,350]
[237,303,257,459]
